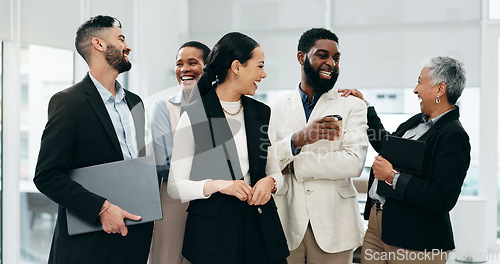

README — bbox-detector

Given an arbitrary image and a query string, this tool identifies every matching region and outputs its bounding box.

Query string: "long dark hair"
[197,32,260,95]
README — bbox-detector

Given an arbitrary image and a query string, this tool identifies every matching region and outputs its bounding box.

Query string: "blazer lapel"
[417,107,461,142]
[241,96,262,185]
[393,114,423,137]
[125,91,146,157]
[284,86,307,128]
[82,74,123,159]
[202,89,244,181]
[307,90,334,124]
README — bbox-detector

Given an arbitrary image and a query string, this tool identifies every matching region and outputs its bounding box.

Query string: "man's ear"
[297,51,305,65]
[92,38,105,51]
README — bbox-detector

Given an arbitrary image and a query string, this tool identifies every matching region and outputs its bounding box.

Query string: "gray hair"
[422,56,467,105]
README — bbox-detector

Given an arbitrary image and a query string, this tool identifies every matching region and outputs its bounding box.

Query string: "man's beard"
[105,44,132,73]
[303,56,339,94]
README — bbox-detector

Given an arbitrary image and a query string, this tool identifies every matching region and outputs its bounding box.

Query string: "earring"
[435,96,440,104]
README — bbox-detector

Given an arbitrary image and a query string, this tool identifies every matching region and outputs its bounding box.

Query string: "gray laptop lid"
[66,155,162,235]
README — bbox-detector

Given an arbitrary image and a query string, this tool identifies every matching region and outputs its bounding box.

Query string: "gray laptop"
[66,155,162,235]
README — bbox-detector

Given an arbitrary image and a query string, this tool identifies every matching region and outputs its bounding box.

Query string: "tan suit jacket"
[268,86,368,253]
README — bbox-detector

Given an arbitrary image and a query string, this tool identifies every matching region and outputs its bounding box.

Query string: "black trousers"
[236,203,287,264]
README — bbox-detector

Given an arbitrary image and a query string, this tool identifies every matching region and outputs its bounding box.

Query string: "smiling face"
[104,27,131,73]
[175,46,205,91]
[414,67,439,116]
[302,39,340,94]
[237,47,267,96]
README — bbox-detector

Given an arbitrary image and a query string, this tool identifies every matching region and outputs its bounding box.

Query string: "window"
[490,0,500,19]
[497,37,500,237]
[0,41,3,264]
[19,44,74,263]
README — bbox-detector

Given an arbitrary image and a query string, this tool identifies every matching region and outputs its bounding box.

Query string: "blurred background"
[0,0,499,263]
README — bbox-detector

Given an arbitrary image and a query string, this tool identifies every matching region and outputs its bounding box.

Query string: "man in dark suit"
[34,15,153,264]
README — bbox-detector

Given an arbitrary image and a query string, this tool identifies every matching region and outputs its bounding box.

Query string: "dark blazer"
[363,106,470,251]
[34,74,153,264]
[180,89,289,264]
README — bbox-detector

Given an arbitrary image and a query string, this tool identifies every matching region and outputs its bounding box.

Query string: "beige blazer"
[268,87,368,253]
[150,97,187,264]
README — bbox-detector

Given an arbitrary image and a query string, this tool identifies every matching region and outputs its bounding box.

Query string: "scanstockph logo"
[363,249,449,262]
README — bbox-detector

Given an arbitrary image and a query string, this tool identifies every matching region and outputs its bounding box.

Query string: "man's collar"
[88,71,125,103]
[298,83,323,105]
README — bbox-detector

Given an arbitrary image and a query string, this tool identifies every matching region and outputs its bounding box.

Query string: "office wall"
[188,0,481,91]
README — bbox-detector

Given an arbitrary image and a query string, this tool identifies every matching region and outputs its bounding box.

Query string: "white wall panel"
[20,0,135,53]
[233,0,324,31]
[189,0,327,91]
[20,0,80,50]
[336,24,481,89]
[0,0,12,41]
[131,0,188,98]
[190,0,234,35]
[333,0,480,26]
[190,0,481,90]
[331,0,481,89]
[88,0,135,49]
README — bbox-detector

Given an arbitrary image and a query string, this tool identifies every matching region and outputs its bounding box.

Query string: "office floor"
[20,196,54,264]
[24,213,500,264]
[21,197,500,264]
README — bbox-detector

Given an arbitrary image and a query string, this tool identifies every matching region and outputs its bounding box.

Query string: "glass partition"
[490,0,500,19]
[19,44,74,263]
[497,37,500,237]
[0,41,3,264]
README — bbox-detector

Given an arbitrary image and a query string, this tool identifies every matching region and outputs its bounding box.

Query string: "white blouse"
[167,100,283,203]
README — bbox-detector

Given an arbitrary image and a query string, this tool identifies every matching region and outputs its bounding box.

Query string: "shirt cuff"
[391,172,401,189]
[267,173,283,195]
[291,135,301,156]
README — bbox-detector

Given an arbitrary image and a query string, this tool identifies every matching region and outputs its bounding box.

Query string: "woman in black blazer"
[340,56,470,264]
[167,32,289,264]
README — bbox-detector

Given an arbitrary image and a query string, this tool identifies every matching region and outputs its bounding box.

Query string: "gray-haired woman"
[340,56,471,264]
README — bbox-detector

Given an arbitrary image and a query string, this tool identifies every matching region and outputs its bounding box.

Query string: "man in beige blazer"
[268,28,368,264]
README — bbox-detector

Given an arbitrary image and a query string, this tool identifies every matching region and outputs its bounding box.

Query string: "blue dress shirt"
[291,84,324,155]
[89,72,137,160]
[150,90,188,181]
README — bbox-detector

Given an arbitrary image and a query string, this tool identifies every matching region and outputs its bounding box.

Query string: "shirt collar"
[169,87,200,106]
[89,72,126,103]
[168,88,185,105]
[421,107,455,125]
[298,83,322,106]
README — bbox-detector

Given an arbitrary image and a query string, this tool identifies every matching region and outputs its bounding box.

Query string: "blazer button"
[257,207,263,214]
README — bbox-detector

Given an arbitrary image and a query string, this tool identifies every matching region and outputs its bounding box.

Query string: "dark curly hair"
[298,28,339,53]
[178,41,211,64]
